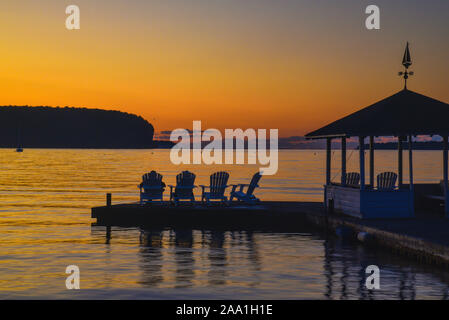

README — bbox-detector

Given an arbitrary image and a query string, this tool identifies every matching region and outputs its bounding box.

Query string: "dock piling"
[105,193,112,242]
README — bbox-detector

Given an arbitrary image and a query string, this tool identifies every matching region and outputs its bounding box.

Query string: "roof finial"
[398,42,414,90]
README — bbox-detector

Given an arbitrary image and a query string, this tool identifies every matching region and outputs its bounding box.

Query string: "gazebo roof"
[305,89,449,139]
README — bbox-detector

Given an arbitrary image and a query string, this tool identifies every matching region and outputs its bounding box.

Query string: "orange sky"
[0,0,448,137]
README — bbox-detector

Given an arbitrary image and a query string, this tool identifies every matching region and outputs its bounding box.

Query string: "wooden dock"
[91,199,449,266]
[91,201,322,230]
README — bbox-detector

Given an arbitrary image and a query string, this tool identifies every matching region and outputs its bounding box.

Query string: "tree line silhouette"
[0,106,155,148]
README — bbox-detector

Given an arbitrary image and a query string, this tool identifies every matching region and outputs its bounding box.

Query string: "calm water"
[0,149,448,299]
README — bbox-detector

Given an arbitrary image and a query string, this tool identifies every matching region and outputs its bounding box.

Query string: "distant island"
[0,106,156,149]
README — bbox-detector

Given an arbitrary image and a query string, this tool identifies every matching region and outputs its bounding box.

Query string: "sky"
[0,0,448,137]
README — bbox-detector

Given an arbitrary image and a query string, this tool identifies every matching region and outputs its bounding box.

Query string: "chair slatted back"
[176,171,196,196]
[246,172,262,196]
[377,172,397,190]
[209,171,229,196]
[142,171,164,187]
[346,172,360,186]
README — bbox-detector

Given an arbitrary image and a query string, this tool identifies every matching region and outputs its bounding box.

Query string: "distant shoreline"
[1,146,445,151]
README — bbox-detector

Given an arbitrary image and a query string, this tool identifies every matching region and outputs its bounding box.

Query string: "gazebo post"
[398,136,403,188]
[408,135,414,189]
[326,138,332,185]
[409,135,414,216]
[443,136,449,217]
[341,137,347,185]
[359,136,365,190]
[324,137,332,212]
[369,136,375,188]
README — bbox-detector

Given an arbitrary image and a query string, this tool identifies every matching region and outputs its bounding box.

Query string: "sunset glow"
[0,0,448,137]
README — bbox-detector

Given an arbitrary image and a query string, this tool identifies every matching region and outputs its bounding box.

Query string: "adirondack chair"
[200,171,230,204]
[138,171,166,204]
[377,172,398,190]
[229,172,262,204]
[169,171,197,205]
[346,172,360,187]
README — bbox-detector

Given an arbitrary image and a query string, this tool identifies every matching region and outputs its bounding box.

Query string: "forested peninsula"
[0,106,155,148]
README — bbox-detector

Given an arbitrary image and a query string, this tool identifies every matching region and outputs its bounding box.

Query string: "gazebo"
[305,44,449,219]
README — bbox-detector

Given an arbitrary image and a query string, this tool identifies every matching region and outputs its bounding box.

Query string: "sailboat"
[16,125,23,152]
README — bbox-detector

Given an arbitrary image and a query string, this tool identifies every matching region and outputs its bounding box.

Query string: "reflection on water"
[0,149,448,299]
[139,231,164,287]
[131,227,449,300]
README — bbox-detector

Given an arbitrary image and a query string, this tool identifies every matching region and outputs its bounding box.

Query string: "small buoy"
[357,231,372,242]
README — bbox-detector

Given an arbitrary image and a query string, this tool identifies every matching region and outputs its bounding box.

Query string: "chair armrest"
[142,186,164,190]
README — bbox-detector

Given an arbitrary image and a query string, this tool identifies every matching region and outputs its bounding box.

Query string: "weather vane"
[398,42,414,90]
